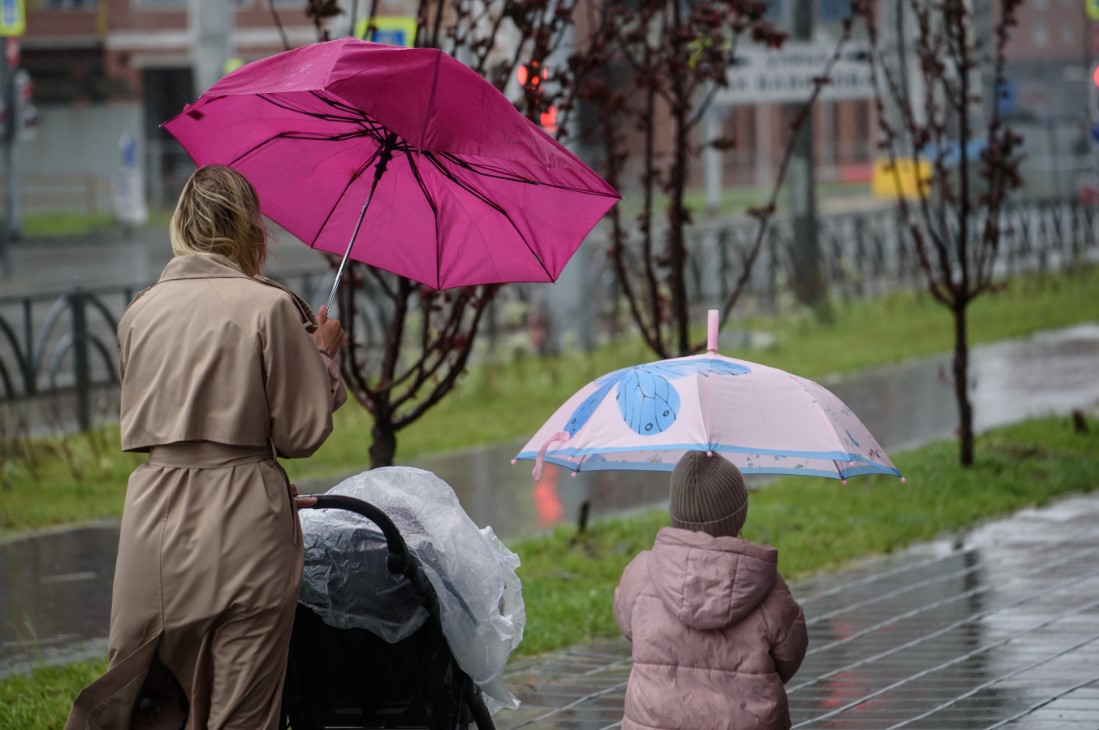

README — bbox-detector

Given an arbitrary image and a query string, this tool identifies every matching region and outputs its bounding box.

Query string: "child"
[613,450,808,730]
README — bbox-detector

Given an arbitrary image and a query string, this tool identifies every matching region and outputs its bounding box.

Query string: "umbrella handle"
[325,132,400,312]
[532,431,571,481]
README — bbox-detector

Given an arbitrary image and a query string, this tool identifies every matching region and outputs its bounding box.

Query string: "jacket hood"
[648,527,779,630]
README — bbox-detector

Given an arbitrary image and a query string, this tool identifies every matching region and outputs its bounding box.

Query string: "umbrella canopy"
[162,38,619,291]
[515,315,901,482]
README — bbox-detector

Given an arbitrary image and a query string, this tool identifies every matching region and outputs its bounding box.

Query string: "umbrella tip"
[510,458,517,465]
[841,478,848,485]
[707,309,719,354]
[900,476,908,484]
[571,470,579,478]
[706,450,714,457]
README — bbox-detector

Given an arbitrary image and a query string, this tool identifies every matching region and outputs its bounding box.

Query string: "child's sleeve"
[613,552,650,641]
[762,574,809,684]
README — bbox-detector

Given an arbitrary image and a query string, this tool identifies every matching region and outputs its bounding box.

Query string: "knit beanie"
[669,451,748,538]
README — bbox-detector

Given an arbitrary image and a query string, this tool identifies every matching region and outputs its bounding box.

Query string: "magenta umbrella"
[162,38,619,303]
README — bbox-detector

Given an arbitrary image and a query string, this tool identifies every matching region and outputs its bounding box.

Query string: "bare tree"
[859,0,1024,465]
[558,0,864,358]
[288,0,578,467]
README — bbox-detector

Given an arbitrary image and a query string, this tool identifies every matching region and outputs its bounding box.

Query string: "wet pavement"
[496,491,1099,729]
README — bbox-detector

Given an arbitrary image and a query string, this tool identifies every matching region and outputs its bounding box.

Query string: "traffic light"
[1090,64,1099,124]
[516,60,545,92]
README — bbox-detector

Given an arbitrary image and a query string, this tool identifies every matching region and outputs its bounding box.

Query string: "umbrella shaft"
[325,133,400,312]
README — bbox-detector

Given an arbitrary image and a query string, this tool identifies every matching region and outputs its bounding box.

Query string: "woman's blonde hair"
[170,165,267,277]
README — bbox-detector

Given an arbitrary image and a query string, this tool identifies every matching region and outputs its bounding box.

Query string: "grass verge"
[2,265,1098,534]
[4,413,1096,727]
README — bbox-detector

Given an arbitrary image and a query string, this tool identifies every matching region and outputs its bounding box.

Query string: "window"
[1031,21,1049,48]
[818,0,853,22]
[1061,21,1074,45]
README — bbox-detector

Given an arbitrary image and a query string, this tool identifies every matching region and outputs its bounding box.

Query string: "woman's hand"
[312,305,345,357]
[290,482,317,509]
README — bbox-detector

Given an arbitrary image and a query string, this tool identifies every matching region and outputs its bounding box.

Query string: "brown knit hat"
[669,451,748,538]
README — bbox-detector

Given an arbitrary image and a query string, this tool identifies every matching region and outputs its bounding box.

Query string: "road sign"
[354,16,418,47]
[1088,0,1099,21]
[0,0,24,37]
[995,79,1017,117]
[713,41,876,105]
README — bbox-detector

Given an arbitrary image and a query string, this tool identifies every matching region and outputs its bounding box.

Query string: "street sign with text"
[714,41,876,105]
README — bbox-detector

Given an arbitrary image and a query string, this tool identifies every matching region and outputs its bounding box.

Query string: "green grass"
[3,265,1097,534]
[0,659,107,729]
[5,209,174,238]
[617,181,873,219]
[5,413,1097,726]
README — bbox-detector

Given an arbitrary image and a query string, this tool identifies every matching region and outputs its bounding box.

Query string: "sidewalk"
[495,491,1099,729]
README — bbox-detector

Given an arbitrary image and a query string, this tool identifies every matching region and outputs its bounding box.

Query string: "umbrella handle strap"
[533,431,571,481]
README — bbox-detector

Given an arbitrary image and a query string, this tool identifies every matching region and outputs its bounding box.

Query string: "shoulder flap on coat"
[255,276,318,333]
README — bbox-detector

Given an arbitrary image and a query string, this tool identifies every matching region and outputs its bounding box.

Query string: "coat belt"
[147,442,272,469]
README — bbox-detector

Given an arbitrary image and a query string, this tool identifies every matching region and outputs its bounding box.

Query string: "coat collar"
[158,253,252,283]
[158,254,319,332]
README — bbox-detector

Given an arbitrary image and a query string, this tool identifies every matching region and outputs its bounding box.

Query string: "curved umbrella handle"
[532,431,571,481]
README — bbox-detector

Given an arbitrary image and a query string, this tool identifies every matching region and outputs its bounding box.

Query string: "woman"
[67,165,347,729]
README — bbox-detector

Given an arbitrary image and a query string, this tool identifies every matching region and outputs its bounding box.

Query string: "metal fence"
[2,197,1096,431]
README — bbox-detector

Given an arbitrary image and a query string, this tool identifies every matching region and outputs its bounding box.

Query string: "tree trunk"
[952,302,974,466]
[370,413,397,468]
[668,102,691,357]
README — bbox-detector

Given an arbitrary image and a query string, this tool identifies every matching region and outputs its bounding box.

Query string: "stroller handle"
[301,494,414,576]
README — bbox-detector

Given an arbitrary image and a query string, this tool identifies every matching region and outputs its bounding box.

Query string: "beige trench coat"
[67,253,346,730]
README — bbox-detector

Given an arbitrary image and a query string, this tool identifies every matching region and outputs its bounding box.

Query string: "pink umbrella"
[515,311,902,483]
[162,38,620,303]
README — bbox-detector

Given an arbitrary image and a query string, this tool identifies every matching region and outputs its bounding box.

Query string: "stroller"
[282,488,506,730]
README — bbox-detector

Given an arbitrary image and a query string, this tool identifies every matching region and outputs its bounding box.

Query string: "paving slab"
[495,491,1099,729]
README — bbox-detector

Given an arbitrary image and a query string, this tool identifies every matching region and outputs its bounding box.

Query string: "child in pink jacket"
[614,450,808,730]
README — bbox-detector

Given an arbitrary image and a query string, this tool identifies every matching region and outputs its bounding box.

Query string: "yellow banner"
[0,0,25,37]
[355,16,418,47]
[871,157,932,200]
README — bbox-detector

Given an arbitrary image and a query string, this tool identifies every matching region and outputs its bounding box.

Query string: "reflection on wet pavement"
[0,523,116,674]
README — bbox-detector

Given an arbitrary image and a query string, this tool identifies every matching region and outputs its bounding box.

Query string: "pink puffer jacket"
[614,527,808,730]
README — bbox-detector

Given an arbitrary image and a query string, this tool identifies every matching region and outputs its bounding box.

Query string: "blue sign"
[373,29,407,46]
[995,80,1018,117]
[354,17,418,47]
[1090,122,1099,145]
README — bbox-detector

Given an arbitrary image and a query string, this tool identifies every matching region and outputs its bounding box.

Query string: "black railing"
[2,198,1096,427]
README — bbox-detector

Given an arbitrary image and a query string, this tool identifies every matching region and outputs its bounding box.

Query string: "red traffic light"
[516,61,545,90]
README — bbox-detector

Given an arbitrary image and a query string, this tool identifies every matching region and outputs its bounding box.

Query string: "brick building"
[8,0,1092,213]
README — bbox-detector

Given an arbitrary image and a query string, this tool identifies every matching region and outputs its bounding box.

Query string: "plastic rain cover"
[298,467,525,712]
